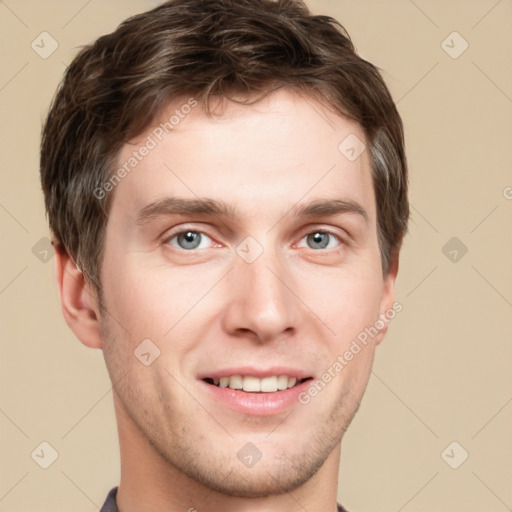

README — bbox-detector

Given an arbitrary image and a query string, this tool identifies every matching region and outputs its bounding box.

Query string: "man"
[40,0,408,510]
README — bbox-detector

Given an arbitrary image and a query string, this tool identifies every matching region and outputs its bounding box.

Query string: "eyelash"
[296,231,342,251]
[162,226,347,253]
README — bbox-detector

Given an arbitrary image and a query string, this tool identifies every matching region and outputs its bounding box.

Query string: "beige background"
[1,0,511,511]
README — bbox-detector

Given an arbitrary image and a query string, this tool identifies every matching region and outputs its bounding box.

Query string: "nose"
[221,248,300,343]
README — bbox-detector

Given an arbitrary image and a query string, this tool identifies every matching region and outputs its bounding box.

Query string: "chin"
[186,459,323,498]
[159,434,336,499]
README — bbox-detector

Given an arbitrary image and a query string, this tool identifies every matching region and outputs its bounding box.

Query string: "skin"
[55,88,398,512]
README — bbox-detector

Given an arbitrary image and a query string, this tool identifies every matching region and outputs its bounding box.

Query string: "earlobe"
[53,241,103,350]
[374,250,400,346]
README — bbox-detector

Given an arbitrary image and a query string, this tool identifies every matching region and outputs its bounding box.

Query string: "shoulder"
[100,486,119,512]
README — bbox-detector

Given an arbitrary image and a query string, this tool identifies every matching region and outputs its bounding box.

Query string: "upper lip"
[197,367,313,380]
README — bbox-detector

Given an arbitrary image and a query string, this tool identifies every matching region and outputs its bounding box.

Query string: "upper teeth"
[213,375,298,392]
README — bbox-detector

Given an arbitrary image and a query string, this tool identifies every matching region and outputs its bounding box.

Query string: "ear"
[374,250,400,346]
[53,241,103,349]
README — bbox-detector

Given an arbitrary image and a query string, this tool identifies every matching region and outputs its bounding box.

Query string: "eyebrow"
[291,198,368,224]
[135,196,368,225]
[136,197,236,225]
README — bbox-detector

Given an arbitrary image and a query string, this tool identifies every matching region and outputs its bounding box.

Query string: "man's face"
[98,89,396,497]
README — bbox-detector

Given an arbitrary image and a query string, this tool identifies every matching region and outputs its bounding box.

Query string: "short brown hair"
[40,0,408,296]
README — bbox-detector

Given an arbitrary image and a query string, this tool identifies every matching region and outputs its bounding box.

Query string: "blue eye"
[300,231,340,250]
[169,231,213,250]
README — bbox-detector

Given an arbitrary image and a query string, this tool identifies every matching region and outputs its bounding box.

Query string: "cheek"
[101,255,222,343]
[294,264,383,341]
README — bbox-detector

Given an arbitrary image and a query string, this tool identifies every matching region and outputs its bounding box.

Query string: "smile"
[203,375,311,393]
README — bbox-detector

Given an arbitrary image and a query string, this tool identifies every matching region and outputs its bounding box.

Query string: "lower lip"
[199,379,311,416]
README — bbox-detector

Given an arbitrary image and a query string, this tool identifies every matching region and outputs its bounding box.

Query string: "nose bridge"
[222,242,298,341]
[244,252,288,305]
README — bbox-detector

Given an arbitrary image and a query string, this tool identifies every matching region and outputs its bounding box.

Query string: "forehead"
[110,89,375,224]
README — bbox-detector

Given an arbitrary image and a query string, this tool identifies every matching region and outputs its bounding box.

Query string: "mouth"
[197,367,315,415]
[202,375,312,393]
